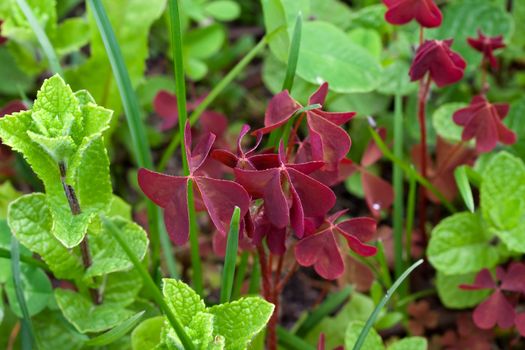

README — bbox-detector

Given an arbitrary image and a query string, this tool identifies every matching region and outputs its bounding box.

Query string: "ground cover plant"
[0,0,524,349]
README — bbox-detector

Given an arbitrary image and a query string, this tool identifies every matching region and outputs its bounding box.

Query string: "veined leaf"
[162,278,206,326]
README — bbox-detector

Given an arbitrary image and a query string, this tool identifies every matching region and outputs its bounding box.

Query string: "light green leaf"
[166,312,215,350]
[55,289,134,333]
[27,132,77,162]
[436,271,490,309]
[87,217,148,278]
[427,0,514,70]
[131,316,164,350]
[7,193,84,279]
[0,0,57,42]
[185,24,225,60]
[344,321,384,350]
[296,21,382,93]
[66,0,166,118]
[208,297,274,350]
[481,151,525,252]
[53,17,90,55]
[504,98,525,158]
[261,0,290,62]
[0,181,21,219]
[0,47,33,95]
[347,28,382,59]
[5,264,52,317]
[387,337,427,350]
[102,269,143,308]
[203,1,241,21]
[432,102,466,143]
[427,212,500,275]
[33,310,88,350]
[163,278,206,325]
[85,311,145,346]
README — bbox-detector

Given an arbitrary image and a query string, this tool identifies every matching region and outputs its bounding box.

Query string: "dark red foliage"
[467,30,506,69]
[453,95,515,153]
[439,313,493,350]
[407,300,439,335]
[138,122,250,245]
[460,263,525,330]
[254,83,355,170]
[348,128,394,217]
[382,0,442,28]
[411,138,476,203]
[0,100,26,177]
[409,39,466,88]
[0,20,7,45]
[294,210,376,280]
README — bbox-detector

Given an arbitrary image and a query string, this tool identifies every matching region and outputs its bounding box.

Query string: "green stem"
[158,37,268,171]
[392,94,404,279]
[187,180,203,296]
[277,326,316,350]
[231,252,249,300]
[101,216,195,350]
[404,170,417,263]
[248,253,261,294]
[375,241,393,289]
[352,259,424,350]
[89,0,168,276]
[15,0,63,75]
[368,127,456,213]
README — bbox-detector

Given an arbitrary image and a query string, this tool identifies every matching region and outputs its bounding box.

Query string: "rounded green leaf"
[5,264,52,317]
[387,337,427,350]
[296,21,382,93]
[428,212,500,275]
[203,1,241,21]
[344,321,384,350]
[432,102,465,143]
[377,61,417,96]
[131,316,164,350]
[436,271,490,309]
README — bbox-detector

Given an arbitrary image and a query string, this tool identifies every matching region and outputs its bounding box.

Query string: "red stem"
[417,74,432,241]
[286,112,306,158]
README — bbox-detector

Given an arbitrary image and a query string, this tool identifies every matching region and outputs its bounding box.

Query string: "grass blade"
[167,0,203,295]
[352,259,424,350]
[392,94,404,279]
[277,326,316,350]
[404,170,417,262]
[85,311,145,346]
[219,207,241,303]
[231,252,249,300]
[0,248,50,272]
[369,127,457,213]
[88,0,171,276]
[158,36,268,171]
[15,0,63,75]
[454,165,475,212]
[10,236,38,350]
[295,286,352,337]
[101,216,195,350]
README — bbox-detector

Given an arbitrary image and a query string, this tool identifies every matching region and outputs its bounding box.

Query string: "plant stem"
[248,253,261,294]
[219,207,241,303]
[187,181,203,295]
[392,94,404,279]
[417,75,432,240]
[101,216,195,350]
[405,170,417,262]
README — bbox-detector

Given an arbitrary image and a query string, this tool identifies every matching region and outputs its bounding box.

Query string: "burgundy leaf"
[515,312,525,337]
[383,0,442,28]
[309,83,328,105]
[460,269,497,290]
[409,39,466,88]
[0,100,26,116]
[467,30,506,69]
[361,128,386,167]
[286,168,336,218]
[500,262,525,293]
[472,290,515,329]
[256,90,301,135]
[453,94,515,153]
[361,170,394,218]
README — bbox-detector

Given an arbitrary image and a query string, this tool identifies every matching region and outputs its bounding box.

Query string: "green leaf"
[203,1,241,21]
[504,98,525,158]
[7,193,84,279]
[428,212,500,275]
[0,0,57,41]
[376,61,417,96]
[481,151,525,252]
[344,321,384,350]
[436,271,490,309]
[86,216,148,278]
[208,297,274,350]
[66,0,166,118]
[85,311,145,346]
[296,21,382,93]
[33,310,88,350]
[55,289,134,333]
[0,47,33,95]
[163,278,206,325]
[387,337,427,350]
[347,28,382,59]
[131,316,164,350]
[427,0,514,70]
[261,0,290,62]
[0,181,21,219]
[5,263,52,317]
[102,269,143,308]
[165,311,215,350]
[454,166,475,213]
[431,102,466,143]
[185,23,225,59]
[53,17,90,55]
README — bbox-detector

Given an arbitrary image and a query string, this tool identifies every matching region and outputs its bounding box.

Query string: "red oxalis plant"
[382,0,443,28]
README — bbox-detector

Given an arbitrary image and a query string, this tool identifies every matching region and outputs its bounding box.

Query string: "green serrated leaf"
[436,271,490,309]
[53,17,90,55]
[7,193,84,279]
[33,310,88,350]
[344,321,384,350]
[87,217,148,278]
[132,316,164,350]
[103,269,143,308]
[85,311,145,346]
[208,297,274,350]
[387,337,427,350]
[0,181,21,219]
[428,212,500,275]
[162,278,206,325]
[55,289,134,333]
